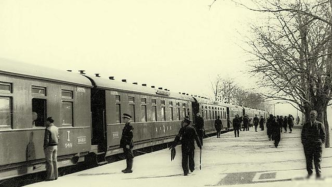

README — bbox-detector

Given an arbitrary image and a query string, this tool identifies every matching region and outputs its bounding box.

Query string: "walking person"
[283,116,288,133]
[301,110,326,179]
[266,114,273,141]
[43,117,59,181]
[195,113,205,146]
[288,114,294,133]
[253,115,259,132]
[233,114,241,137]
[277,115,283,133]
[214,116,223,138]
[120,113,134,173]
[243,115,249,131]
[272,116,281,148]
[171,116,202,176]
[259,116,265,131]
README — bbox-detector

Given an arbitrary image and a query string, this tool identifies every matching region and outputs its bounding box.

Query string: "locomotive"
[0,58,268,180]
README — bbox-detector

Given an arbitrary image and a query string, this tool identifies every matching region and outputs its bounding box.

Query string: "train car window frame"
[177,107,181,120]
[32,86,47,96]
[129,104,136,122]
[152,106,157,121]
[0,82,12,94]
[116,104,121,123]
[161,99,166,121]
[170,107,174,121]
[61,90,73,99]
[128,96,135,103]
[0,96,12,128]
[115,95,121,102]
[61,101,73,126]
[140,105,147,122]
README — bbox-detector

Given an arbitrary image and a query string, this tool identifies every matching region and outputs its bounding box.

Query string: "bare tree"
[240,0,332,147]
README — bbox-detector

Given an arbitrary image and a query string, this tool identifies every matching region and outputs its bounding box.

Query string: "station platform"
[26,126,332,187]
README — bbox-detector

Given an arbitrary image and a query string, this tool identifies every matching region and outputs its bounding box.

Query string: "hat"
[184,116,191,123]
[122,113,132,119]
[46,117,54,123]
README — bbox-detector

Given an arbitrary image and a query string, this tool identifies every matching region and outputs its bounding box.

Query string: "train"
[0,58,268,180]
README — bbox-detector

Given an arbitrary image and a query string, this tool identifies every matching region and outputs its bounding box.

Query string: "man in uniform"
[214,116,223,138]
[195,113,205,146]
[233,114,241,137]
[171,116,202,176]
[301,110,325,179]
[43,117,59,181]
[120,113,134,173]
[288,114,294,133]
[253,115,259,132]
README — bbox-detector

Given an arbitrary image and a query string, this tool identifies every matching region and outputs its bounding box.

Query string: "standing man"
[43,117,59,181]
[214,116,223,138]
[272,116,281,148]
[277,115,283,133]
[233,114,241,137]
[266,114,274,141]
[301,110,326,179]
[253,115,259,132]
[195,113,205,146]
[120,113,134,173]
[283,116,288,133]
[171,116,202,176]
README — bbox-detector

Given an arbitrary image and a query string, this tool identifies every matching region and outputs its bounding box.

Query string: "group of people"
[41,109,326,180]
[231,114,266,137]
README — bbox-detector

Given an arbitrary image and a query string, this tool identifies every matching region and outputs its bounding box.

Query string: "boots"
[123,158,133,173]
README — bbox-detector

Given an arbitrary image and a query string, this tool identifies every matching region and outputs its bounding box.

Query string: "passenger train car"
[0,59,268,180]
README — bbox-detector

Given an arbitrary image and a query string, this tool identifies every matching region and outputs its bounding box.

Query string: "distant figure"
[233,115,241,137]
[288,115,294,133]
[253,115,259,132]
[283,116,288,133]
[277,115,283,133]
[259,116,265,131]
[243,115,249,131]
[120,113,134,173]
[301,110,325,179]
[171,116,202,176]
[266,114,273,141]
[214,116,223,138]
[195,113,205,146]
[272,116,281,148]
[43,117,59,181]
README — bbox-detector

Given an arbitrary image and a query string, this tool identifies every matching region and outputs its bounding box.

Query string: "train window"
[152,106,157,121]
[183,103,186,107]
[128,96,135,103]
[32,98,47,127]
[201,109,204,118]
[215,111,218,119]
[169,101,173,106]
[141,98,146,104]
[176,102,180,106]
[183,108,186,118]
[116,95,121,102]
[62,102,73,126]
[161,107,166,121]
[0,97,12,127]
[0,82,12,93]
[161,100,166,105]
[140,105,147,122]
[129,105,135,122]
[205,110,208,119]
[32,86,46,96]
[177,108,181,120]
[209,110,212,119]
[170,107,174,121]
[116,104,121,123]
[152,99,157,104]
[62,90,73,99]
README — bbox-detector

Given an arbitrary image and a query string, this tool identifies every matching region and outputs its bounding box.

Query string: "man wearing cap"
[120,113,134,173]
[43,117,59,181]
[171,116,202,176]
[195,113,205,146]
[301,110,326,179]
[214,116,222,138]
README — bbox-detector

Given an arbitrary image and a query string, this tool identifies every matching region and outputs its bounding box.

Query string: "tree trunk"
[324,108,330,148]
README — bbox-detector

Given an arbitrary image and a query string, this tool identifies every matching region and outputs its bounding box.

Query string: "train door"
[226,107,230,128]
[91,89,107,152]
[191,99,199,124]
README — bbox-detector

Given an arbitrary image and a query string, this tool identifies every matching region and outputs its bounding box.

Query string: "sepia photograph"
[0,0,331,186]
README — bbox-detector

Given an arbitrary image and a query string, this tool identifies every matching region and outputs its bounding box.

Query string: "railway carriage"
[84,74,194,163]
[0,59,92,180]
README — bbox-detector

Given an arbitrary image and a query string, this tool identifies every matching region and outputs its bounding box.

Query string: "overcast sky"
[1,0,324,118]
